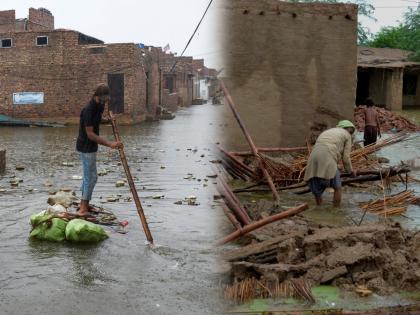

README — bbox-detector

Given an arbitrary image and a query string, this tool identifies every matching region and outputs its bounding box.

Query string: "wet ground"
[0,103,228,314]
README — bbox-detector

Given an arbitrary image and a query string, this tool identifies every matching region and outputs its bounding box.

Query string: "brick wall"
[0,8,54,33]
[0,10,16,33]
[143,46,162,118]
[28,8,54,31]
[162,89,179,112]
[0,30,147,124]
[222,0,358,148]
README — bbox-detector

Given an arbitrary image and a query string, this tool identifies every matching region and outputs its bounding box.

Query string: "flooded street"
[0,104,227,314]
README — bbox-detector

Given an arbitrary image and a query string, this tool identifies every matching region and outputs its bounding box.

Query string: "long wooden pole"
[220,80,280,203]
[217,203,308,245]
[109,111,154,244]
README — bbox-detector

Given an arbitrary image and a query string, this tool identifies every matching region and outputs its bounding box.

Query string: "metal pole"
[219,80,280,203]
[109,111,154,243]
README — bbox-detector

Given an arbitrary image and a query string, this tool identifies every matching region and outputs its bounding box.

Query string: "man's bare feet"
[79,199,90,216]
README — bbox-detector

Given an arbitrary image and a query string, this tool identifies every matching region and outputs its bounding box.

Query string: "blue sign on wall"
[13,92,44,105]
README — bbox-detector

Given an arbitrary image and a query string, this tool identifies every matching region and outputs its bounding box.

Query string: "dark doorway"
[108,73,124,114]
[356,70,370,105]
[164,75,175,93]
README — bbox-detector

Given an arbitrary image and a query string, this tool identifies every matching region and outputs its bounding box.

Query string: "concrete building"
[221,1,358,147]
[357,47,420,110]
[0,8,217,124]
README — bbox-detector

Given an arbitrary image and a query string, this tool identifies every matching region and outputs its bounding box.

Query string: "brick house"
[0,8,217,124]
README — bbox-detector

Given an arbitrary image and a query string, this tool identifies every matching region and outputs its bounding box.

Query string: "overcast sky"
[0,0,418,68]
[360,0,419,34]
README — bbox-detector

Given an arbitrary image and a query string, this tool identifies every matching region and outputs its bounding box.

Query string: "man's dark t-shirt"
[76,99,105,153]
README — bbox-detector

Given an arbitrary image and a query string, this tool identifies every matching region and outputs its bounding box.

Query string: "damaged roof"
[358,46,420,69]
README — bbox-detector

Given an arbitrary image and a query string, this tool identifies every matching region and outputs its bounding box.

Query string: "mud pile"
[225,215,420,295]
[354,106,419,132]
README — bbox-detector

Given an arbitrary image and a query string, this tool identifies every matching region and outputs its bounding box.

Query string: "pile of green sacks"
[29,210,108,243]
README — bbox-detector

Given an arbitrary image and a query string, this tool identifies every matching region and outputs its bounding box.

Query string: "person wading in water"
[304,120,356,207]
[76,84,123,216]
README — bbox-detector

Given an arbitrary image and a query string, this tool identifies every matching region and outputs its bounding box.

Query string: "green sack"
[65,219,108,243]
[30,210,50,227]
[29,217,68,242]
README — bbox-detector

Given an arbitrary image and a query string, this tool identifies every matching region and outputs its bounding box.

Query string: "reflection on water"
[0,104,228,314]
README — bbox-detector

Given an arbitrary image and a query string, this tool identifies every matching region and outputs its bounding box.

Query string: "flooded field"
[0,104,228,314]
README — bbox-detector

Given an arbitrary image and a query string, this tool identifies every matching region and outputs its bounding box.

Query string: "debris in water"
[61,162,74,167]
[115,180,125,187]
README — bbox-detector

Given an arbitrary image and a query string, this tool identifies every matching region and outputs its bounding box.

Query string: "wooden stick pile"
[221,133,411,188]
[359,190,420,216]
[224,277,315,304]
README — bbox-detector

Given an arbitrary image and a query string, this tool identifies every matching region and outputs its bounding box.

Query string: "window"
[403,74,418,96]
[1,38,12,48]
[36,36,48,46]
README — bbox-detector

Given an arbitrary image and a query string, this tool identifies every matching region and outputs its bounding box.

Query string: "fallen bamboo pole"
[220,80,280,203]
[218,178,252,226]
[233,181,307,194]
[109,111,154,244]
[231,147,308,156]
[218,146,257,180]
[217,203,308,245]
[295,167,411,195]
[220,202,243,230]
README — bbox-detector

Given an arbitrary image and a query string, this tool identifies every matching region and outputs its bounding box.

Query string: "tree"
[288,0,375,44]
[369,7,420,61]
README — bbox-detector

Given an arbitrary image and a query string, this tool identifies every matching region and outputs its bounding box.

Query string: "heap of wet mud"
[225,205,420,295]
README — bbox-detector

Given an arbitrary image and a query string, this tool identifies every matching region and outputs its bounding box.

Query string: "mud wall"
[221,0,358,148]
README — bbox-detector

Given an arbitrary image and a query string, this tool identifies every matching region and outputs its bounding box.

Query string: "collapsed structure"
[0,8,218,124]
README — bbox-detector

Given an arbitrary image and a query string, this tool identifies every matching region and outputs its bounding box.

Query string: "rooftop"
[358,46,420,69]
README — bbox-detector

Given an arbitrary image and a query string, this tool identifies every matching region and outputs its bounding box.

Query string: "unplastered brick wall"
[162,89,179,112]
[0,30,147,123]
[0,10,16,33]
[143,46,163,117]
[28,8,54,31]
[173,56,194,106]
[222,0,358,148]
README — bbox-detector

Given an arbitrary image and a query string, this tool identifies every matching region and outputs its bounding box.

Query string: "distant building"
[357,47,420,110]
[0,8,218,124]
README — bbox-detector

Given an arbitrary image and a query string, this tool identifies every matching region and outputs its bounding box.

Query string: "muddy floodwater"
[0,104,228,314]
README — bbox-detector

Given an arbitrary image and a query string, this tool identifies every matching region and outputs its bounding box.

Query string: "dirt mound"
[354,106,419,132]
[225,215,420,295]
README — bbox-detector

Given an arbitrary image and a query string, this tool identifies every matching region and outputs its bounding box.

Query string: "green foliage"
[369,7,420,61]
[288,0,375,44]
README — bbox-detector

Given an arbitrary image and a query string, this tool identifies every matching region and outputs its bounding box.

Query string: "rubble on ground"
[354,106,419,132]
[225,207,420,296]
